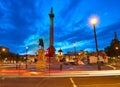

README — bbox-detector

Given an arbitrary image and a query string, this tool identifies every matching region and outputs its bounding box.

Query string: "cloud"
[0,0,38,53]
[96,21,120,49]
[0,0,120,54]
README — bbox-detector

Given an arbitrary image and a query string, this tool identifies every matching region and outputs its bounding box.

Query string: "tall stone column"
[49,8,54,47]
[48,8,56,56]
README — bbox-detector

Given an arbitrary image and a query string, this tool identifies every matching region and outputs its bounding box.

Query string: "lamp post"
[90,16,101,70]
[115,46,119,56]
[115,46,119,61]
[74,42,76,58]
[26,46,28,69]
[1,48,6,64]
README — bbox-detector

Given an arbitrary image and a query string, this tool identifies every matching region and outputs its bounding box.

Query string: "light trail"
[49,70,120,77]
[0,69,120,77]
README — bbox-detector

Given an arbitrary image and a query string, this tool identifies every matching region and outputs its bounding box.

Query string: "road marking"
[69,78,77,87]
[36,78,48,87]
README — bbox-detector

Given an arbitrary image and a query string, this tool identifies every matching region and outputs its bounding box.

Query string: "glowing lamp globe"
[90,17,98,25]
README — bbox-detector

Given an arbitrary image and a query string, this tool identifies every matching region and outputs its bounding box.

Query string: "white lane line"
[69,78,77,87]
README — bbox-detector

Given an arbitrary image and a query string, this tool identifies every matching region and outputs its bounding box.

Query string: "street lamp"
[115,46,119,58]
[90,16,101,70]
[26,46,28,69]
[74,42,76,58]
[1,48,6,63]
[115,46,119,50]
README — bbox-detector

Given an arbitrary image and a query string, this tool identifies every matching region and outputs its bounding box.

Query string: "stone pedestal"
[36,49,46,71]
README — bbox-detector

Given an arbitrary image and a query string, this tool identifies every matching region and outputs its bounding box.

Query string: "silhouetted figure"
[39,38,44,49]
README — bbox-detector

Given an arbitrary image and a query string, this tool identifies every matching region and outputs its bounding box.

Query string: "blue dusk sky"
[0,0,120,54]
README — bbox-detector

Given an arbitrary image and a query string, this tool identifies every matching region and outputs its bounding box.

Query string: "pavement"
[1,75,120,87]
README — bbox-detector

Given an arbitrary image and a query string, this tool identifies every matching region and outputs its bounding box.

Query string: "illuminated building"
[0,46,9,53]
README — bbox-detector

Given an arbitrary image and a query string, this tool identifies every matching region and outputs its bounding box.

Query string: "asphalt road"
[0,76,120,87]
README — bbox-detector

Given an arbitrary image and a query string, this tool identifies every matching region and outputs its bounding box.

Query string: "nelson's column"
[48,8,56,56]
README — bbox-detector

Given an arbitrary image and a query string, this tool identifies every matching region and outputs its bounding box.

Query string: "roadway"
[0,64,120,87]
[0,76,120,87]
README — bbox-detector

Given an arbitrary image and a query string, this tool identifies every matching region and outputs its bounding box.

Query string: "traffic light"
[45,49,50,56]
[45,46,55,57]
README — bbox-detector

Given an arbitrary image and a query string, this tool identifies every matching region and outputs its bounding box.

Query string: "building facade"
[0,46,9,53]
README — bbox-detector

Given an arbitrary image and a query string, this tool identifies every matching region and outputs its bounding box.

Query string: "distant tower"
[49,8,54,46]
[114,32,118,40]
[111,32,119,45]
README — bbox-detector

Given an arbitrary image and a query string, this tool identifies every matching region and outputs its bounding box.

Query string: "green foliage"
[108,57,115,65]
[105,45,120,57]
